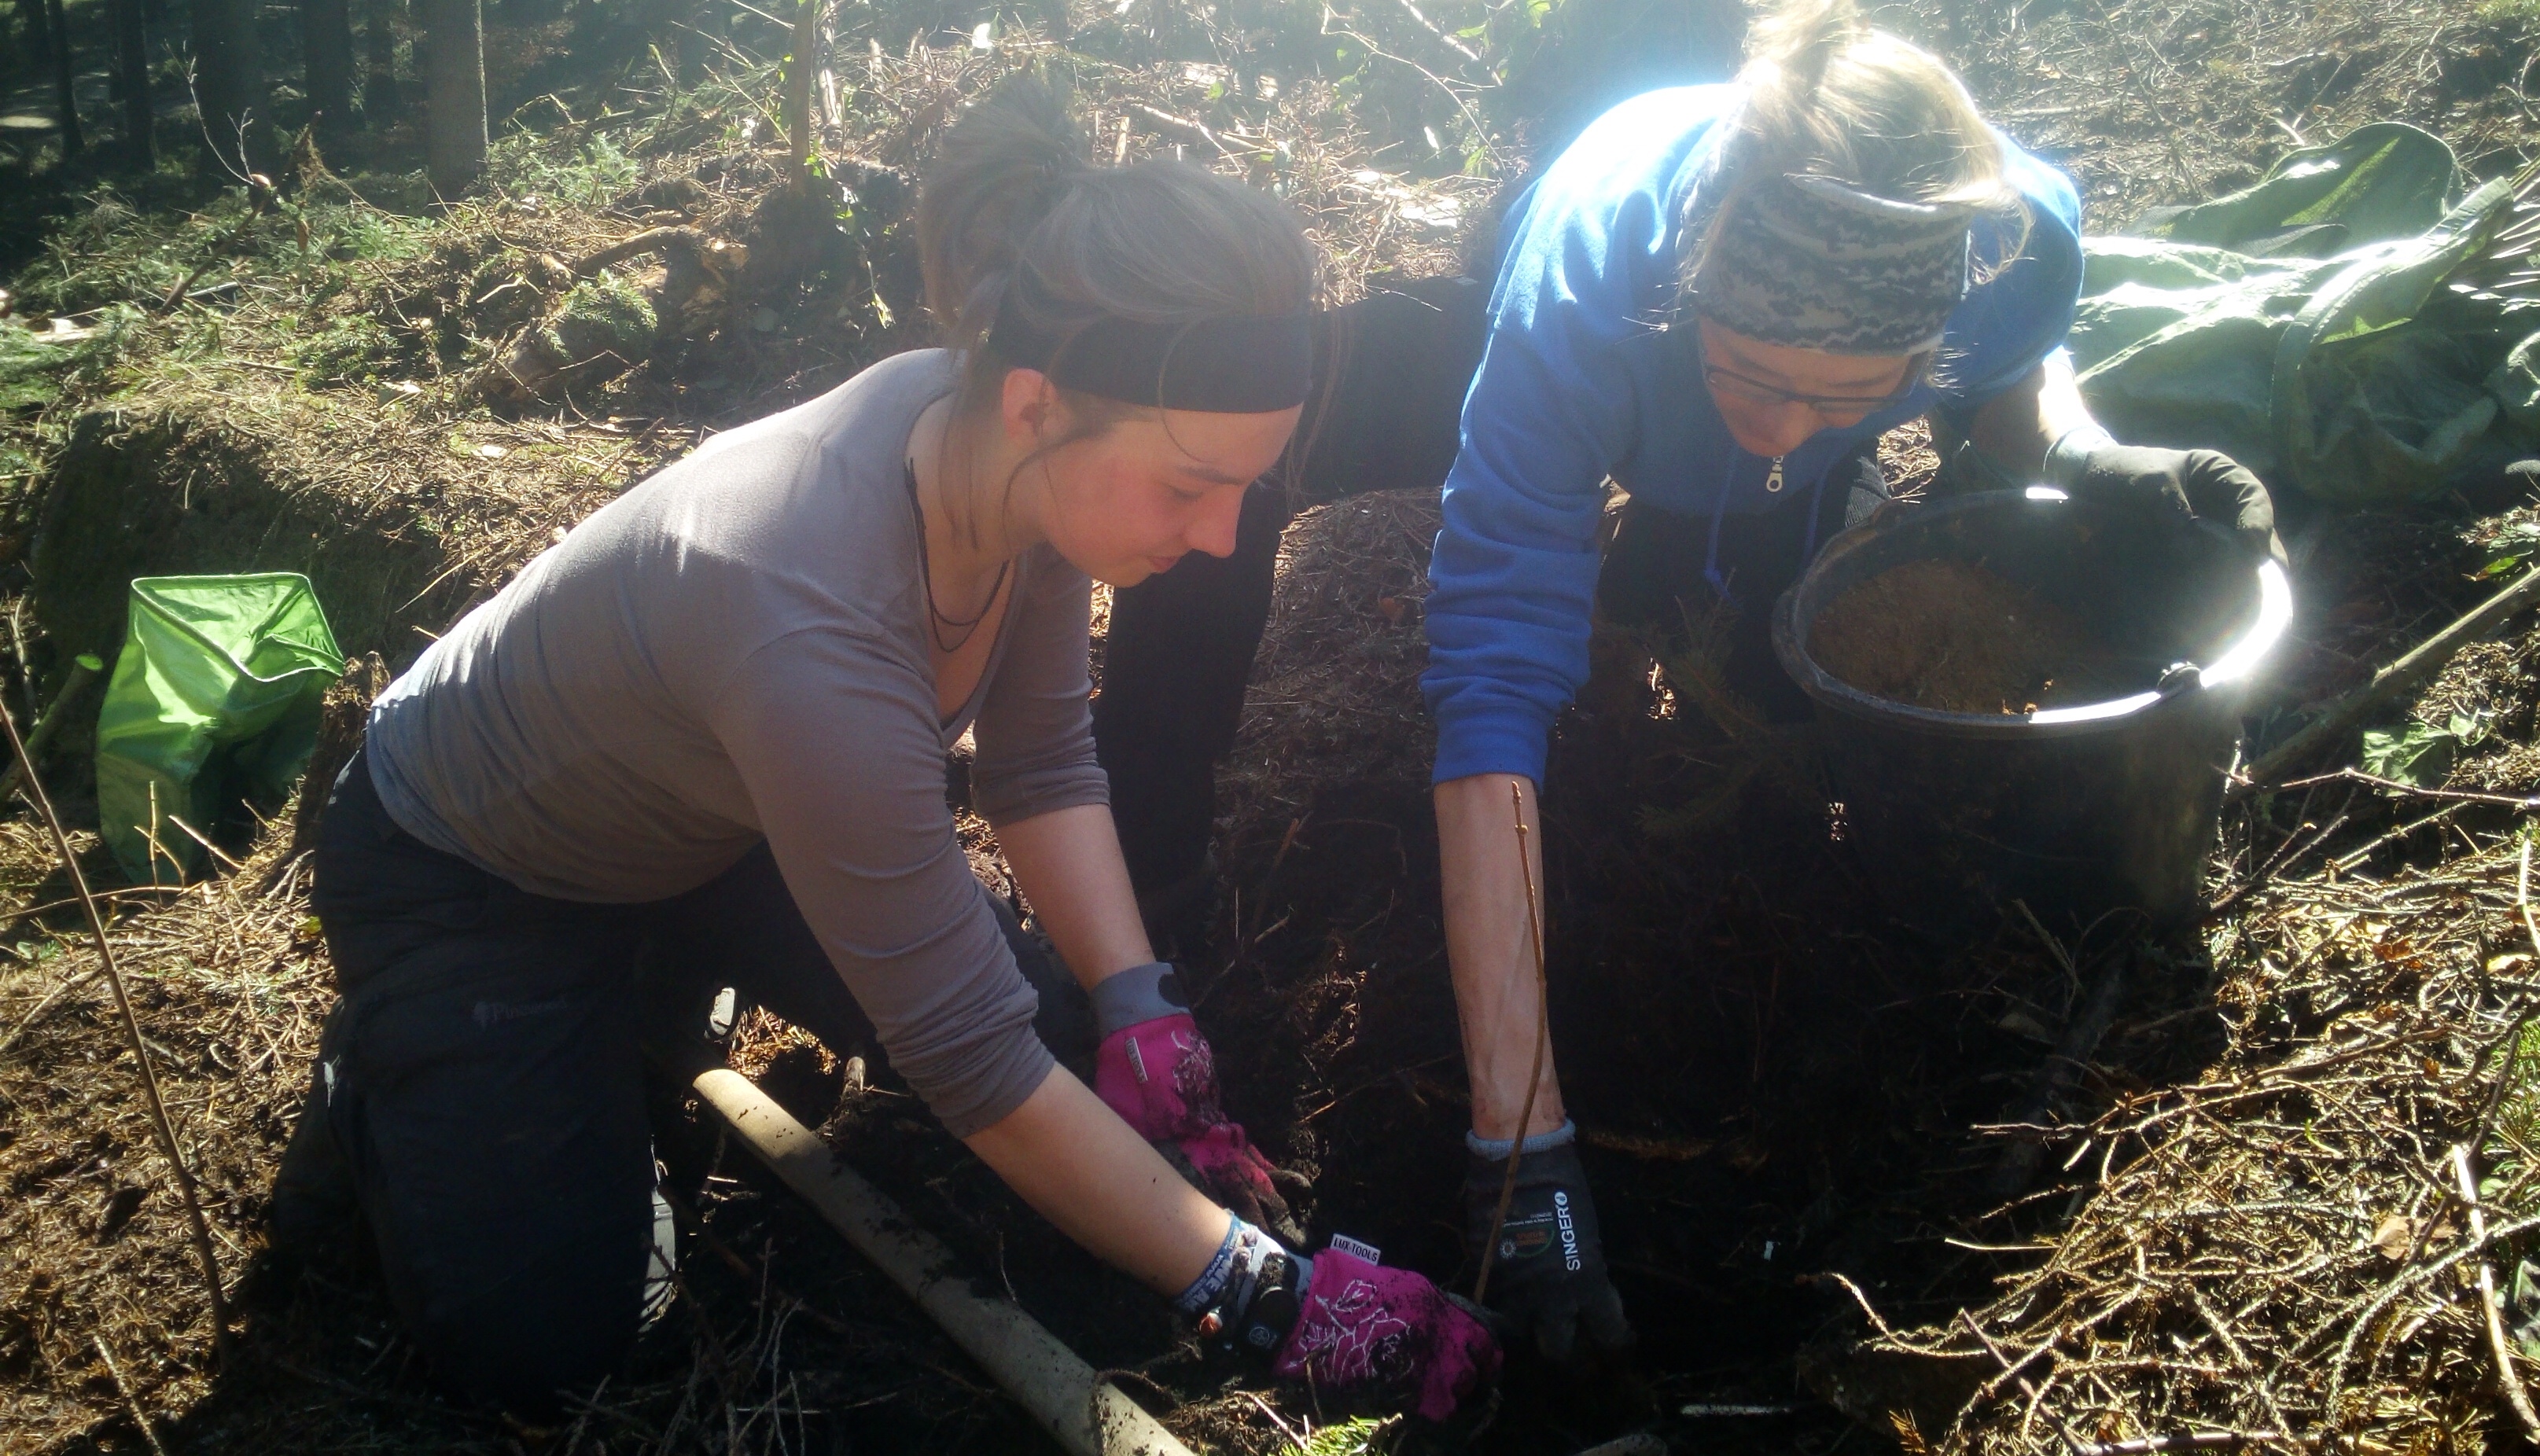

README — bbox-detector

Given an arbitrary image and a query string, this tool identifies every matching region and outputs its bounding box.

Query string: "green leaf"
[2361,721,2457,786]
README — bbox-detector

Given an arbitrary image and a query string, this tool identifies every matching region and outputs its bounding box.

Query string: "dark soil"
[1807,558,2133,714]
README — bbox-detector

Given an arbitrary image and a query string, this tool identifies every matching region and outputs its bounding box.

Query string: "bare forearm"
[996,803,1155,992]
[1434,773,1566,1140]
[1966,354,2098,475]
[963,1067,1227,1293]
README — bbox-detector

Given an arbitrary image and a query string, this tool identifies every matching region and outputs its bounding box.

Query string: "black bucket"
[1770,489,2292,938]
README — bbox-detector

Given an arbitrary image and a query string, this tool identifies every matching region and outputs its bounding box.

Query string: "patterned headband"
[1691,170,1984,356]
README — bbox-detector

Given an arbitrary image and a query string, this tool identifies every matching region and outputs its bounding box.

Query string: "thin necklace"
[904,459,1009,655]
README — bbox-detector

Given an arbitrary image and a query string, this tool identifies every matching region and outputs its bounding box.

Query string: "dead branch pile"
[1860,829,2540,1454]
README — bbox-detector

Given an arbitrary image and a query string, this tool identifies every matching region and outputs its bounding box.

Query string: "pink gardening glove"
[1272,1247,1502,1423]
[1095,1010,1301,1242]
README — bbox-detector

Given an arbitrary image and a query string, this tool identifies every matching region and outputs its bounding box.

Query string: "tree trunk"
[364,0,401,116]
[111,0,149,163]
[419,0,484,197]
[193,0,270,172]
[301,0,355,131]
[42,0,81,160]
[782,0,819,193]
[17,0,52,68]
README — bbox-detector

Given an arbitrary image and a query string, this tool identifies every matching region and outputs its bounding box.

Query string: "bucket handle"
[2021,559,2292,726]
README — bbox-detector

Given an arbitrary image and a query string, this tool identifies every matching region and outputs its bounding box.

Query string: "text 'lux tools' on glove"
[1464,1121,1635,1369]
[2045,427,2287,566]
[1092,962,1302,1244]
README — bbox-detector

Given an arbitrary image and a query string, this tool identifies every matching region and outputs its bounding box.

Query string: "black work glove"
[2069,443,2286,565]
[1463,1132,1634,1369]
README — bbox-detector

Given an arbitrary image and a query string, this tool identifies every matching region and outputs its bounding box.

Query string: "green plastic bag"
[95,574,344,883]
[2068,123,2538,506]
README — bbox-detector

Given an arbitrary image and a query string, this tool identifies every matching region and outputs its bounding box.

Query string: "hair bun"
[915,76,1092,342]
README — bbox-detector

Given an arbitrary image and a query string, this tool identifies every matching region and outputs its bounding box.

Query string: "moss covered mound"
[31,377,627,669]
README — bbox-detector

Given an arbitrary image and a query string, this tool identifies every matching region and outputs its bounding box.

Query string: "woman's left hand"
[1095,1013,1304,1242]
[2069,443,2286,565]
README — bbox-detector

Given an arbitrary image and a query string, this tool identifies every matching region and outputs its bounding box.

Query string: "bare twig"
[1959,1310,2090,1456]
[2,700,232,1361]
[2451,1142,2540,1442]
[1474,778,1550,1307]
[93,1336,170,1456]
[2078,1435,2295,1455]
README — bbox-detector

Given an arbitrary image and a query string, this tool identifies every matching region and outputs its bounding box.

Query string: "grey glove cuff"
[2042,424,2117,490]
[1091,961,1188,1038]
[1467,1119,1577,1160]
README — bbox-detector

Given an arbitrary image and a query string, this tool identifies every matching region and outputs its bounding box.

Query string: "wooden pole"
[691,1068,1197,1456]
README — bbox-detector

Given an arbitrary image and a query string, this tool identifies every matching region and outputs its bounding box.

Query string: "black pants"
[292,749,1084,1416]
[1093,277,1883,895]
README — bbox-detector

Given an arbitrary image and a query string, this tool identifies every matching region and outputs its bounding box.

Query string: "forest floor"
[9,0,2540,1453]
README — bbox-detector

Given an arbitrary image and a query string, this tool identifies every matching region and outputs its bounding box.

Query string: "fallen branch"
[570,225,705,278]
[2236,565,2540,794]
[2262,769,2540,810]
[690,1067,1192,1456]
[1128,103,1232,156]
[0,652,105,805]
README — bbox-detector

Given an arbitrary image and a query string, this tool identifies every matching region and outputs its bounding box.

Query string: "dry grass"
[0,827,326,1454]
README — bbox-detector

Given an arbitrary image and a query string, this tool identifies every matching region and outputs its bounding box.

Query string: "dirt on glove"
[1808,558,2131,714]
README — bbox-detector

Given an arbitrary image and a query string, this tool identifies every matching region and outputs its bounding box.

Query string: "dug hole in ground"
[9,0,2540,1451]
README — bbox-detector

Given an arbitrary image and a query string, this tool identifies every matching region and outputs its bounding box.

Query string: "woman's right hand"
[1271,1247,1501,1423]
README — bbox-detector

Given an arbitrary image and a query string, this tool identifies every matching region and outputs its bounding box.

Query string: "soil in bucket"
[1807,557,2133,714]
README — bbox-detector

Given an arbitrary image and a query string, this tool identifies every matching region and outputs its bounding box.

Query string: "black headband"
[985,273,1313,413]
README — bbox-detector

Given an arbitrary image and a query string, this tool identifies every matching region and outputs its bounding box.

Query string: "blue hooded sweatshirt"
[1421,85,2085,785]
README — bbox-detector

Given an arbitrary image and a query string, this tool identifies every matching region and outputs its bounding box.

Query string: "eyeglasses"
[1699,350,1931,417]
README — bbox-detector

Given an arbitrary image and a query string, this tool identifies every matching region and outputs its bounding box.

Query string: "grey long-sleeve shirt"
[366,349,1102,1136]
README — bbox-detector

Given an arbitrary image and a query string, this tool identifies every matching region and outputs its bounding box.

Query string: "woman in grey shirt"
[280,81,1496,1423]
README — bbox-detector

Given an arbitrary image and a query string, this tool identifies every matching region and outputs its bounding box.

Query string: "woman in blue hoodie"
[1095,0,2280,1373]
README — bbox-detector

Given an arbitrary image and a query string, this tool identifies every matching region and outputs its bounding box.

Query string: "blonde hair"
[1684,0,2026,298]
